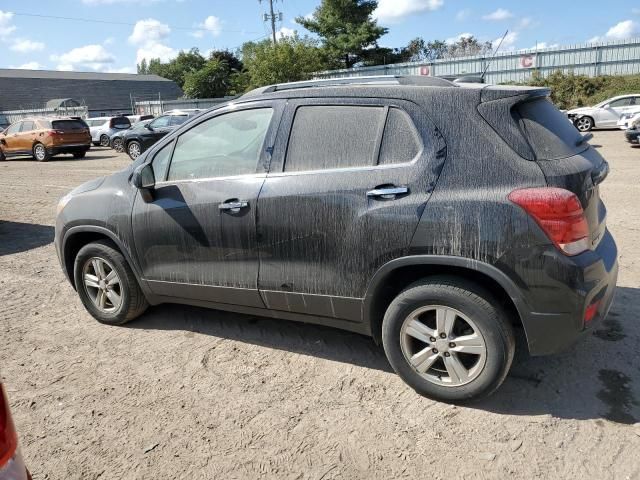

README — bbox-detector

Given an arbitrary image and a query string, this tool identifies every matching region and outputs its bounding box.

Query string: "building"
[0,69,183,117]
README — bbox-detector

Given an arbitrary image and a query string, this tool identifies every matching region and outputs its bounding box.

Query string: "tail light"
[509,187,590,256]
[48,130,65,136]
[584,299,601,324]
[0,383,18,468]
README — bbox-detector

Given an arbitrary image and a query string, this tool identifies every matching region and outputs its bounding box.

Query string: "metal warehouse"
[0,69,183,117]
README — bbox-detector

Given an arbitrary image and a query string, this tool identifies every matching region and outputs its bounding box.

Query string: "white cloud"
[135,43,177,64]
[455,9,471,21]
[0,10,16,37]
[277,27,295,39]
[56,64,74,71]
[523,42,559,51]
[82,0,161,4]
[589,19,640,44]
[51,44,115,71]
[191,15,222,38]
[495,31,519,49]
[105,66,136,74]
[10,61,44,70]
[128,19,171,45]
[374,0,443,23]
[445,32,474,44]
[10,39,45,53]
[605,20,638,40]
[482,8,513,21]
[519,17,533,29]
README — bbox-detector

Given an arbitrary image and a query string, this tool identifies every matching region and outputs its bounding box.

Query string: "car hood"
[70,176,106,195]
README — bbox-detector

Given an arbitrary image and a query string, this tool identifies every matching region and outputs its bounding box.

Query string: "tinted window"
[285,105,384,172]
[378,108,422,165]
[150,116,171,128]
[167,108,273,181]
[609,97,632,107]
[20,121,35,132]
[170,115,188,126]
[516,99,586,160]
[111,117,131,129]
[5,123,21,135]
[51,120,86,131]
[152,141,174,181]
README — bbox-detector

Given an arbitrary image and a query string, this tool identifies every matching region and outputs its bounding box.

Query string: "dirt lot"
[1,132,639,479]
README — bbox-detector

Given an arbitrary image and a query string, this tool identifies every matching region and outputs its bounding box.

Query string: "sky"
[0,0,639,73]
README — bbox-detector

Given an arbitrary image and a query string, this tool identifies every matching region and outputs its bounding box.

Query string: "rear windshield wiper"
[576,132,593,146]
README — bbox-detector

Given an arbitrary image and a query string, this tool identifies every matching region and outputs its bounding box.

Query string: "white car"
[567,94,640,132]
[85,116,132,146]
[617,111,640,130]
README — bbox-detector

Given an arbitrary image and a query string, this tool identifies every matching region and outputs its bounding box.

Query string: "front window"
[5,123,21,135]
[150,116,171,128]
[166,108,273,181]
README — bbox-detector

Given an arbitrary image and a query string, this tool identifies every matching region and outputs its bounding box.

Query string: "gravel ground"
[1,133,639,479]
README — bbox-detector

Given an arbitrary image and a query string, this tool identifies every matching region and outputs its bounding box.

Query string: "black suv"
[122,110,201,160]
[55,76,617,402]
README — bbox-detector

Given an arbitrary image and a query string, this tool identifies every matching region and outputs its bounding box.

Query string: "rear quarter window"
[515,99,587,160]
[111,117,131,129]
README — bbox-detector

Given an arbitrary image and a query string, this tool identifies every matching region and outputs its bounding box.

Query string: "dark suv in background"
[55,76,617,402]
[121,110,201,160]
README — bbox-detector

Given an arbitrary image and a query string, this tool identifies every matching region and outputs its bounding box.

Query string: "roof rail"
[241,75,457,98]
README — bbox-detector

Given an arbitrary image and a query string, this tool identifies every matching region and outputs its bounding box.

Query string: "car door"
[18,120,36,152]
[131,100,284,307]
[257,98,446,322]
[140,115,172,149]
[598,97,633,127]
[1,122,22,155]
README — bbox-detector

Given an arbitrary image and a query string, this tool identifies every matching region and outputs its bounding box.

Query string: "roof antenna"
[482,30,509,82]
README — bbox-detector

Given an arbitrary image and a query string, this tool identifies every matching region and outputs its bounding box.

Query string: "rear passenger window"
[20,121,35,132]
[516,99,587,160]
[285,105,385,172]
[378,108,422,165]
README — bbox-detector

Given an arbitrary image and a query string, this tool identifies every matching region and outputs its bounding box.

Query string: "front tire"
[73,240,148,325]
[382,277,515,402]
[100,134,110,147]
[112,137,124,153]
[574,116,594,132]
[32,142,50,161]
[0,148,5,161]
[127,140,142,160]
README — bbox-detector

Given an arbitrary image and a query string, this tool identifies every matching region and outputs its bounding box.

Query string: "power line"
[10,12,264,35]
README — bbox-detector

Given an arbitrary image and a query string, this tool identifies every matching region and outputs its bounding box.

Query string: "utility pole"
[259,0,283,45]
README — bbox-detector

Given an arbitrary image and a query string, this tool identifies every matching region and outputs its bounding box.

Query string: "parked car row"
[105,110,202,159]
[567,94,640,131]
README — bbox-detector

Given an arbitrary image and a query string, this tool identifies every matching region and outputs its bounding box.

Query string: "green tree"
[182,59,230,98]
[142,48,206,88]
[444,36,493,59]
[242,35,328,89]
[296,0,387,68]
[137,58,148,74]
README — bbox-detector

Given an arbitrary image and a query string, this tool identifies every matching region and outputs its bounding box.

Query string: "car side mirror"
[603,104,610,109]
[132,163,155,202]
[145,123,153,130]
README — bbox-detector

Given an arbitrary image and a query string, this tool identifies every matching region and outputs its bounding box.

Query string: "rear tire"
[73,240,148,325]
[382,276,515,403]
[0,148,5,161]
[32,142,50,162]
[112,137,124,153]
[73,151,87,159]
[574,116,594,132]
[100,134,110,147]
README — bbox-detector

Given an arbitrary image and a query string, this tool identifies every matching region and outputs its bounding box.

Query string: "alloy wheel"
[575,117,592,132]
[400,305,487,387]
[128,142,141,159]
[82,257,122,313]
[113,138,124,152]
[34,144,46,161]
[100,135,110,147]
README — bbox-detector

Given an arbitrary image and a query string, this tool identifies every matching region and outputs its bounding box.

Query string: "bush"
[519,71,640,110]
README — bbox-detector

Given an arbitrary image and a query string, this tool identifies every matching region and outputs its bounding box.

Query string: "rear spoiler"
[480,86,550,103]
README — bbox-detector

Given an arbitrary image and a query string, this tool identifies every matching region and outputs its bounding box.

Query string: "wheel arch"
[62,226,141,290]
[364,256,529,346]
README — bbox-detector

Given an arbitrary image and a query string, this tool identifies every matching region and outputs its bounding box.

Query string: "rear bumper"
[518,229,618,355]
[0,448,30,480]
[48,144,91,155]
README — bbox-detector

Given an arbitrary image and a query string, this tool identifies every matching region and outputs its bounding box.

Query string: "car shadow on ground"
[130,286,640,424]
[0,221,54,256]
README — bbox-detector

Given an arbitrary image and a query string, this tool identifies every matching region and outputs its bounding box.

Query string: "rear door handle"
[366,186,409,200]
[219,200,249,213]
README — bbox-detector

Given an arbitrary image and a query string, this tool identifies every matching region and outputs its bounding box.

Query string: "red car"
[0,383,29,480]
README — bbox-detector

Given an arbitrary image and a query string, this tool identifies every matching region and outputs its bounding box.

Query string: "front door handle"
[366,186,409,200]
[219,200,249,213]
